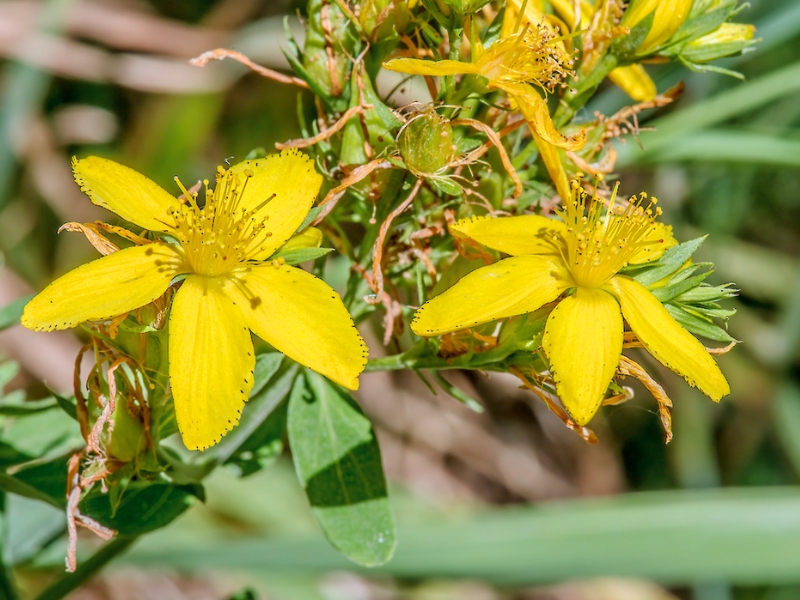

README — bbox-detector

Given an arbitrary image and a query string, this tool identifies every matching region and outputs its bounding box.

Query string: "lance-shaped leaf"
[288,372,395,566]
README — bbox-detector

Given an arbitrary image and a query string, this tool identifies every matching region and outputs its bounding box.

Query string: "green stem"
[365,342,516,372]
[553,53,619,128]
[442,27,464,99]
[35,535,138,600]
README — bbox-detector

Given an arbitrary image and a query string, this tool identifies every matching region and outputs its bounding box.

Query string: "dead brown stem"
[190,48,309,88]
[369,178,424,305]
[276,105,371,150]
[510,367,599,444]
[452,118,524,198]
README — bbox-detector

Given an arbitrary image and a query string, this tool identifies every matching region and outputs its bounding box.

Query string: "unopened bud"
[106,402,147,462]
[682,22,756,63]
[398,109,456,178]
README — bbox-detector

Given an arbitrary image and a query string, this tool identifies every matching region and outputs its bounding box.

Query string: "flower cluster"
[19,0,751,571]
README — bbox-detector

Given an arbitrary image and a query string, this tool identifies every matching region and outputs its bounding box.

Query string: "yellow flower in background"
[22,151,367,450]
[621,0,694,55]
[607,65,657,102]
[383,23,586,200]
[535,0,658,102]
[411,181,729,425]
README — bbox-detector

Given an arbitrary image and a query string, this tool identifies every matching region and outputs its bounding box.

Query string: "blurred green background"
[1,0,800,598]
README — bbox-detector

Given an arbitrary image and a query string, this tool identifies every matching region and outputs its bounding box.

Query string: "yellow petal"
[411,255,570,336]
[608,65,657,102]
[628,222,678,265]
[22,243,183,332]
[543,287,623,425]
[383,57,480,77]
[169,275,255,450]
[72,156,181,233]
[503,84,586,151]
[611,276,730,401]
[534,131,572,202]
[227,150,323,260]
[229,264,367,390]
[450,215,566,256]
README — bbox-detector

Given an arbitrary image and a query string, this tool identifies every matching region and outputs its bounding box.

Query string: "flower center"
[167,167,274,277]
[558,180,663,289]
[478,24,573,93]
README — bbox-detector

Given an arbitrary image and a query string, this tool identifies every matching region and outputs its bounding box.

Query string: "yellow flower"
[411,181,728,425]
[516,0,658,102]
[383,24,586,200]
[621,0,694,55]
[22,151,368,450]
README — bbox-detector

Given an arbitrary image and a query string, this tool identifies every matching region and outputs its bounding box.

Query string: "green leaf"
[81,482,201,535]
[0,470,63,509]
[429,176,462,197]
[131,487,800,586]
[650,269,714,303]
[0,441,33,469]
[665,303,736,343]
[675,283,737,303]
[54,393,78,421]
[6,493,65,566]
[0,398,59,417]
[297,206,324,233]
[455,135,484,154]
[288,372,396,567]
[0,407,83,460]
[628,237,706,286]
[0,295,32,331]
[12,455,70,508]
[224,400,286,478]
[432,372,483,413]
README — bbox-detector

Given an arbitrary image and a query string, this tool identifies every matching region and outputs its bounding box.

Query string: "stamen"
[167,166,274,277]
[558,179,662,288]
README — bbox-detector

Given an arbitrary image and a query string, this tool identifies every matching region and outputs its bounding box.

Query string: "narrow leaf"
[665,303,736,342]
[630,237,706,286]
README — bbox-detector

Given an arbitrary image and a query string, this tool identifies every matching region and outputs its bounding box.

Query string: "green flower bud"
[440,0,491,16]
[303,0,357,99]
[497,309,550,353]
[106,401,147,463]
[398,109,456,178]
